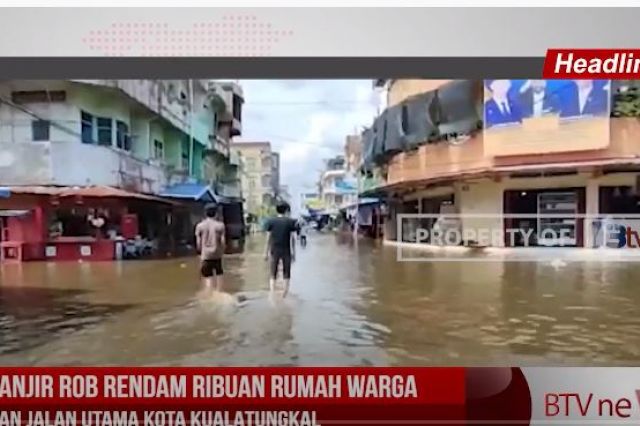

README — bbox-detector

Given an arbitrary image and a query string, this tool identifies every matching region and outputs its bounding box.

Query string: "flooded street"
[1,233,640,366]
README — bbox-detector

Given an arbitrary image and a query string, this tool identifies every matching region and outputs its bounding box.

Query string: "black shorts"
[270,252,291,280]
[201,259,223,277]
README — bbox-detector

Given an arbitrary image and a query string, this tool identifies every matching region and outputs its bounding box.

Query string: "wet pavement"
[1,233,640,366]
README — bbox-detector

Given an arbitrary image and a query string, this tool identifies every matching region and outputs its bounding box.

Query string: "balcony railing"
[383,118,640,189]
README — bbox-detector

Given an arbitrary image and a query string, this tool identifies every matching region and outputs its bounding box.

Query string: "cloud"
[237,80,379,211]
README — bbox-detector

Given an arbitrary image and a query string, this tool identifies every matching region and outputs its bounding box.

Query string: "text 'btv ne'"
[545,393,637,418]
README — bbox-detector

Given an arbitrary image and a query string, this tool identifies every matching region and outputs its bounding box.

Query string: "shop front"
[0,186,177,262]
[503,187,586,247]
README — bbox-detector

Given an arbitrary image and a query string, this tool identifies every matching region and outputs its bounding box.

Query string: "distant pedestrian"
[195,202,226,291]
[264,202,298,298]
[298,220,308,248]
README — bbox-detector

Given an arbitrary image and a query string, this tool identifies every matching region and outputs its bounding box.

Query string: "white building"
[319,169,358,214]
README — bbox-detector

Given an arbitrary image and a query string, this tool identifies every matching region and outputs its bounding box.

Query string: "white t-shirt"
[578,86,592,114]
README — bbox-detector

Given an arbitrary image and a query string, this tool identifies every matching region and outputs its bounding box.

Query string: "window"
[153,140,164,160]
[116,120,131,151]
[96,117,112,146]
[81,111,93,144]
[12,91,66,104]
[31,120,50,141]
[232,94,242,121]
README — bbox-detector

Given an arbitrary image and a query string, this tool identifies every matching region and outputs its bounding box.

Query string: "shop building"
[0,79,245,261]
[361,79,640,248]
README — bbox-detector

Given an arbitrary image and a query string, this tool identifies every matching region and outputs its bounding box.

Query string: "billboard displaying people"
[484,79,610,129]
[483,79,611,157]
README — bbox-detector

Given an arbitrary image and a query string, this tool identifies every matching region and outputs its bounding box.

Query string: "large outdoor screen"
[483,79,612,157]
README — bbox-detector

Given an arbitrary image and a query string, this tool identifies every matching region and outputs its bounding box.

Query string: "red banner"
[544,49,640,79]
[0,367,531,426]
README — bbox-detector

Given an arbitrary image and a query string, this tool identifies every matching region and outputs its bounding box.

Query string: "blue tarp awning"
[340,197,381,211]
[0,187,10,199]
[159,183,227,203]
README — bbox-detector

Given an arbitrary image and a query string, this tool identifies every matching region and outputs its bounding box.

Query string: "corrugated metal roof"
[2,186,174,204]
[58,186,173,203]
[158,183,219,202]
[3,186,64,195]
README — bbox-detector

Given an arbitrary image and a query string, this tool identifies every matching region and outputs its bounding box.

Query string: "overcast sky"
[237,80,381,213]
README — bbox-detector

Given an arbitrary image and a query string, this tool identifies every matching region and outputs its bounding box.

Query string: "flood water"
[1,233,640,366]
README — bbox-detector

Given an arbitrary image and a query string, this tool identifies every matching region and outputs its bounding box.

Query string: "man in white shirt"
[518,80,560,118]
[576,80,594,114]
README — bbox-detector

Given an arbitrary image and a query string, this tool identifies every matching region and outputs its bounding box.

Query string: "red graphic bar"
[544,49,640,79]
[0,367,531,425]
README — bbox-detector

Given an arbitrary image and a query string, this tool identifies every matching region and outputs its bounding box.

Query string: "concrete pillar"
[457,179,504,247]
[584,177,600,248]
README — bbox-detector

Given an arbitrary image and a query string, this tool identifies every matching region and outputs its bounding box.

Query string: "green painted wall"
[70,85,131,149]
[192,114,211,148]
[130,115,150,159]
[192,142,204,181]
[149,121,165,160]
[69,83,214,183]
[163,127,182,169]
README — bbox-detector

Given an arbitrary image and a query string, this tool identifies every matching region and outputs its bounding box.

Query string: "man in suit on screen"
[558,80,608,118]
[484,79,522,128]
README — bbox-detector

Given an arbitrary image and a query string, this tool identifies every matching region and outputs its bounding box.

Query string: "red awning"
[57,186,173,204]
[4,186,175,204]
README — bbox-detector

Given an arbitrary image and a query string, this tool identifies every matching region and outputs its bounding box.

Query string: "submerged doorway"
[504,187,585,247]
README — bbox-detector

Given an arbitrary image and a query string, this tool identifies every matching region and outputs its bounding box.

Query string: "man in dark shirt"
[264,202,298,298]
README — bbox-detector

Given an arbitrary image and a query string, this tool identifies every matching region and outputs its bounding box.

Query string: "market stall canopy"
[58,186,173,204]
[159,183,227,203]
[0,185,173,204]
[340,197,381,211]
[304,198,325,210]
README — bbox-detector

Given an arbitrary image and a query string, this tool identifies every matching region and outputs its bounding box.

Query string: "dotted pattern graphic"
[82,16,294,56]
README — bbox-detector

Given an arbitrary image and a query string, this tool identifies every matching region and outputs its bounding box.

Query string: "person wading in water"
[195,202,226,291]
[264,202,298,299]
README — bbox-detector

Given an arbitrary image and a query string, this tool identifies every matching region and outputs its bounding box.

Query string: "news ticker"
[2,367,640,425]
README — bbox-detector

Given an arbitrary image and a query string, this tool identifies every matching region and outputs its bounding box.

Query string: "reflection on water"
[1,233,640,366]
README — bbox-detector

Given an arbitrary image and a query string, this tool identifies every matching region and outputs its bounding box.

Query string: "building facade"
[319,155,358,214]
[0,79,243,194]
[234,141,278,217]
[344,134,362,174]
[270,152,281,200]
[361,79,640,248]
[0,79,245,262]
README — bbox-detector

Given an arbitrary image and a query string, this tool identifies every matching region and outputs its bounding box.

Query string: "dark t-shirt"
[266,216,298,255]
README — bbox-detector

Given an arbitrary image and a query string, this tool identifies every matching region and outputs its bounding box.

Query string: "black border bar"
[0,57,544,79]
